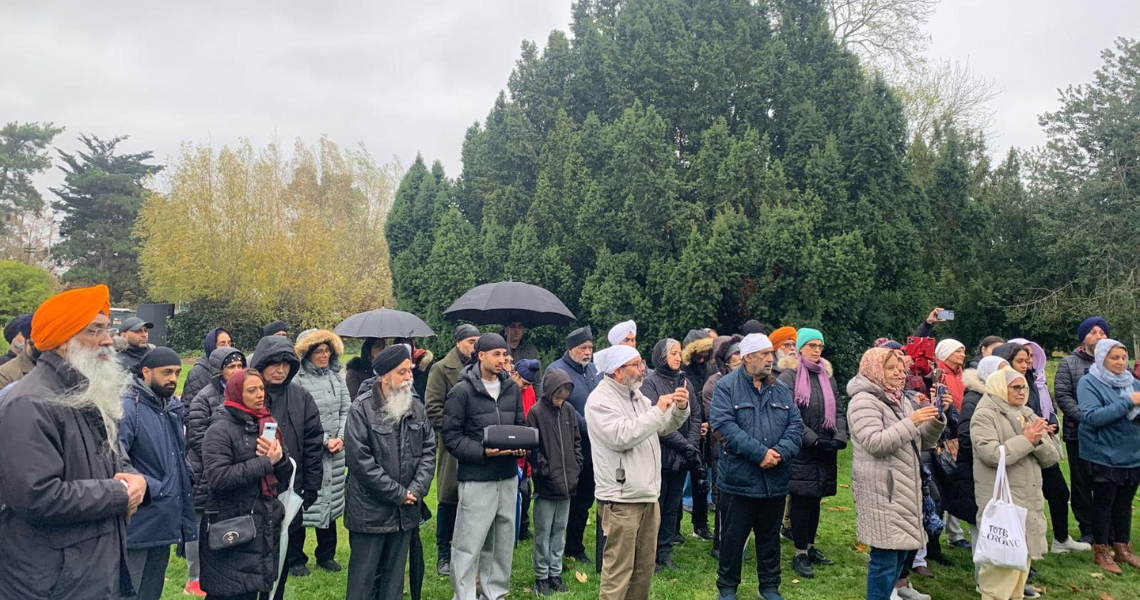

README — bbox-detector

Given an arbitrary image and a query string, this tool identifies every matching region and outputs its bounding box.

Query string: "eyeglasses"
[82,325,112,339]
[623,360,646,371]
[311,348,332,355]
[1010,385,1029,393]
[803,342,825,351]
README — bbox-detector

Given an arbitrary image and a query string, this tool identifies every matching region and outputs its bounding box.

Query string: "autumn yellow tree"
[137,137,399,333]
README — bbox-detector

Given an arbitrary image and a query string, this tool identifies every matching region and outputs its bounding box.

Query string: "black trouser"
[519,475,532,537]
[789,495,822,551]
[710,458,721,550]
[898,549,918,581]
[656,470,687,563]
[436,502,457,560]
[566,462,595,557]
[1066,439,1095,538]
[1092,479,1140,545]
[409,528,424,600]
[716,493,783,594]
[1041,464,1071,542]
[287,519,339,565]
[345,530,413,600]
[688,466,709,531]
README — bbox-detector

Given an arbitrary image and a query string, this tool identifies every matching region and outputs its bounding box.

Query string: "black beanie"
[139,347,182,372]
[566,325,593,350]
[263,320,288,337]
[455,324,480,342]
[476,333,509,354]
[741,320,767,336]
[372,344,411,377]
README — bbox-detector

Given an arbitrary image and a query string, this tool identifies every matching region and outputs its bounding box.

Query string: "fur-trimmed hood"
[778,355,833,378]
[295,329,345,361]
[681,335,714,367]
[415,349,434,371]
[962,368,986,394]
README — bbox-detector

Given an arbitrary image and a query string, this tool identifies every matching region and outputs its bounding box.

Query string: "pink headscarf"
[859,347,903,402]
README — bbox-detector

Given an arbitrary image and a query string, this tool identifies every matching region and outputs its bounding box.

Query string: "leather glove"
[301,489,318,510]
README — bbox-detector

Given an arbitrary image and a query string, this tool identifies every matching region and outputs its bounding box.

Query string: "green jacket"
[424,347,466,504]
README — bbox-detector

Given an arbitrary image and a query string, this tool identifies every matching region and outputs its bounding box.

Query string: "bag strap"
[992,445,1013,504]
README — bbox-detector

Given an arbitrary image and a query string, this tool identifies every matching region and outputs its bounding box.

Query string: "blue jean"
[866,548,909,600]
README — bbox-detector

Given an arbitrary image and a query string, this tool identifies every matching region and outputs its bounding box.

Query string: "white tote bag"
[270,458,304,599]
[973,445,1029,571]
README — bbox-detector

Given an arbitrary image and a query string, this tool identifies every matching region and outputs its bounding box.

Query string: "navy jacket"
[710,367,803,498]
[119,376,197,548]
[1077,374,1140,469]
[545,353,600,465]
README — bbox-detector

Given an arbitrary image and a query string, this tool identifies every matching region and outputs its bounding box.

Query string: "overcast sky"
[4,0,1139,191]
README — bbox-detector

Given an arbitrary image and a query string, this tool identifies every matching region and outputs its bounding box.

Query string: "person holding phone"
[200,369,294,600]
[641,338,701,572]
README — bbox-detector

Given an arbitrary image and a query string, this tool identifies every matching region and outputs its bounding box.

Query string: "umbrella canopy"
[334,308,435,339]
[444,281,575,328]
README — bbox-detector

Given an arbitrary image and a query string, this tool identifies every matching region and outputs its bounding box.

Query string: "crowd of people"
[1,285,1139,600]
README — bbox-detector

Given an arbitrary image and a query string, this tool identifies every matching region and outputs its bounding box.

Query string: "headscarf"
[935,339,965,363]
[976,356,1008,383]
[984,367,1026,405]
[859,347,903,402]
[1008,337,1054,420]
[1089,338,1134,390]
[597,345,640,375]
[222,369,280,498]
[31,285,111,351]
[739,333,772,357]
[652,339,681,377]
[796,351,837,431]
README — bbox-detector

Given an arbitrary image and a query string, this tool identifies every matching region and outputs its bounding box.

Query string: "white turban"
[607,320,637,346]
[935,339,965,362]
[596,344,641,375]
[738,333,773,357]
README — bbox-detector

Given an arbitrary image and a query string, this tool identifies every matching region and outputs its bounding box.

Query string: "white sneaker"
[890,588,903,600]
[896,583,931,600]
[1051,536,1092,554]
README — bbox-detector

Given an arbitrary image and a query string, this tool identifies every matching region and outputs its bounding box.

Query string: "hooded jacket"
[118,375,196,549]
[182,328,228,404]
[971,393,1060,560]
[442,363,526,482]
[0,351,142,599]
[710,366,803,499]
[186,346,246,507]
[294,330,351,529]
[1077,373,1140,469]
[344,382,436,534]
[777,357,848,498]
[847,373,945,550]
[0,340,37,389]
[586,376,689,503]
[643,339,701,474]
[545,352,600,466]
[681,334,715,396]
[527,369,583,499]
[250,335,325,499]
[702,335,742,463]
[1054,348,1096,442]
[425,346,468,504]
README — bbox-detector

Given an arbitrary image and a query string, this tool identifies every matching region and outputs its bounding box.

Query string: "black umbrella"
[444,281,576,328]
[333,308,436,339]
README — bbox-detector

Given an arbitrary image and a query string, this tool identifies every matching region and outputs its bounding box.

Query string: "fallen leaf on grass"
[522,588,532,594]
[1100,593,1114,600]
[826,506,851,512]
[1089,572,1105,579]
[820,498,830,504]
[1069,584,1079,593]
[575,572,588,583]
[854,543,868,553]
[791,579,800,585]
[839,484,850,489]
[669,579,678,583]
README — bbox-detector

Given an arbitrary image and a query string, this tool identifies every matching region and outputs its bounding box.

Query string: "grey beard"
[382,382,414,423]
[776,350,794,362]
[48,339,129,452]
[10,339,25,354]
[572,356,591,368]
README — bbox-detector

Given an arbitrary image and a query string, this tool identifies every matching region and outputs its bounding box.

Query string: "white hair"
[381,379,414,424]
[46,338,129,453]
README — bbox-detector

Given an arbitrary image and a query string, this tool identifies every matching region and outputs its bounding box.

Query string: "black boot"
[534,579,552,596]
[791,553,814,578]
[549,575,569,593]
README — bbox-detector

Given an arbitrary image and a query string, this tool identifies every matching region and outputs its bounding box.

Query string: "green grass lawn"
[159,358,1140,599]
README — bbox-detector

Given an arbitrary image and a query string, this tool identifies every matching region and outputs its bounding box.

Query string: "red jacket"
[518,385,536,476]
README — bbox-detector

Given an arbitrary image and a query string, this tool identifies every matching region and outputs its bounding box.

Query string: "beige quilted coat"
[848,374,945,550]
[970,394,1061,560]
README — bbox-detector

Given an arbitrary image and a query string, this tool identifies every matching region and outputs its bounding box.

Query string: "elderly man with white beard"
[0,284,150,600]
[344,344,436,600]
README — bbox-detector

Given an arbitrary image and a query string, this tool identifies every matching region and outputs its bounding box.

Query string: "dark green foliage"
[0,122,64,231]
[51,134,161,304]
[166,299,278,355]
[389,3,1139,372]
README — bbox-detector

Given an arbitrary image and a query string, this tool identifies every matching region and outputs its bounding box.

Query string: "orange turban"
[31,285,112,351]
[768,326,797,350]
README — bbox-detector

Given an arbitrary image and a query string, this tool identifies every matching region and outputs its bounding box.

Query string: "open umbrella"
[444,281,575,328]
[333,308,435,339]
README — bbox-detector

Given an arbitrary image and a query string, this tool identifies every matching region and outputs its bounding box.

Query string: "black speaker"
[136,303,175,347]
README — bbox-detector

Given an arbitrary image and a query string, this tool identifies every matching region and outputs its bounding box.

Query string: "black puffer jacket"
[199,405,294,596]
[945,368,986,523]
[442,363,525,482]
[527,369,583,499]
[344,384,435,534]
[250,335,325,499]
[777,358,848,498]
[183,328,230,407]
[643,339,701,474]
[186,347,246,508]
[1054,348,1095,442]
